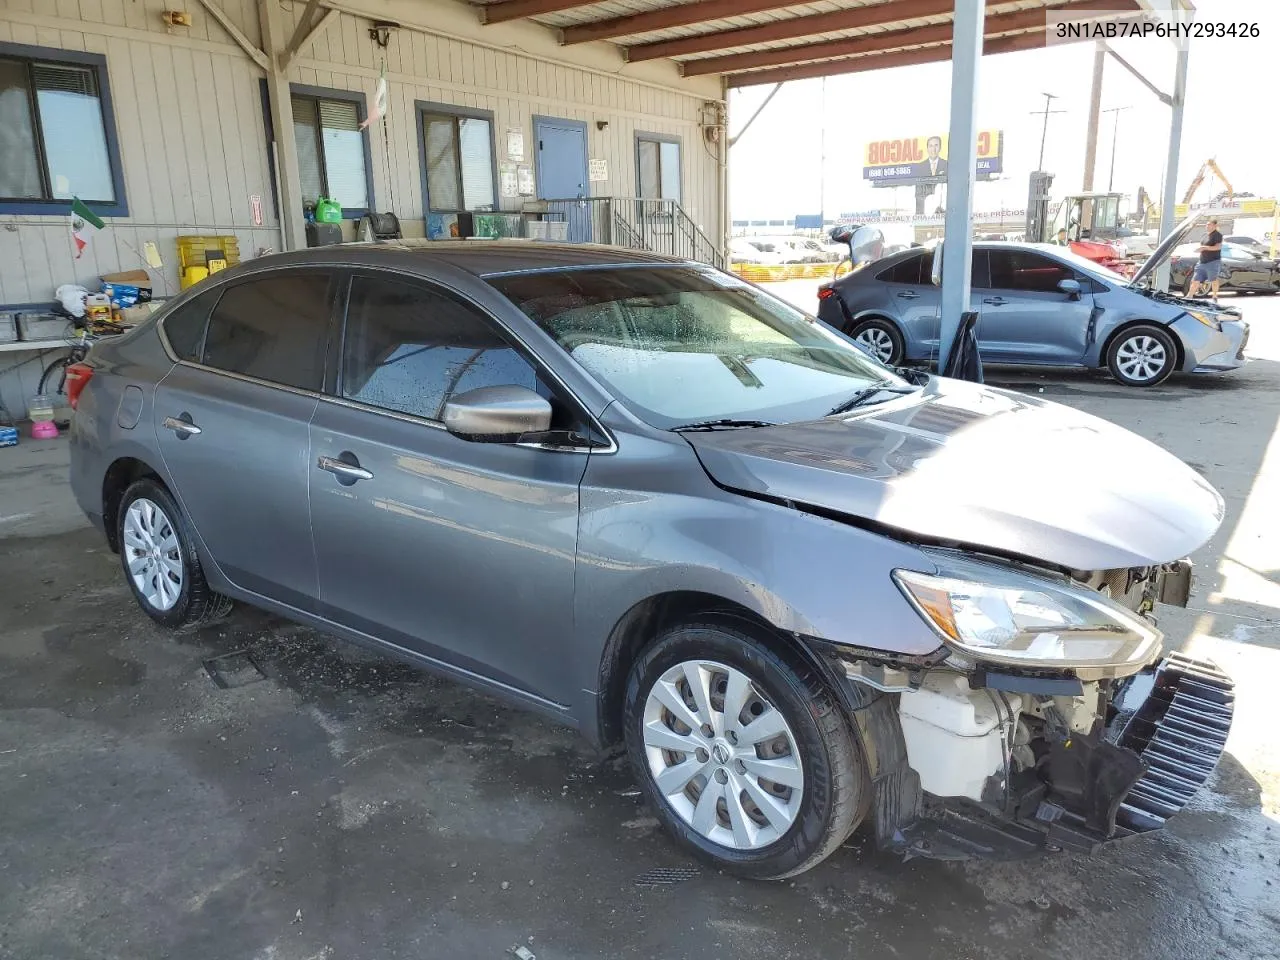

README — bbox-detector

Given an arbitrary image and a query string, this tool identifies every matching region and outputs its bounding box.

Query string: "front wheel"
[623,620,869,879]
[1106,324,1178,387]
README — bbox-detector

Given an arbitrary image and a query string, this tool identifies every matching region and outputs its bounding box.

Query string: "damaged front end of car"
[808,552,1234,861]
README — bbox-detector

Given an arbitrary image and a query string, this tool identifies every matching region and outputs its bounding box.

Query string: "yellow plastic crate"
[177,235,240,289]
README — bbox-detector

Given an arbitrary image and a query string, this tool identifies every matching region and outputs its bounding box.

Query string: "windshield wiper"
[670,418,777,433]
[826,380,917,416]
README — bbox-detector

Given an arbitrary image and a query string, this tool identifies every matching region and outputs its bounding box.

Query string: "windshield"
[489,267,903,429]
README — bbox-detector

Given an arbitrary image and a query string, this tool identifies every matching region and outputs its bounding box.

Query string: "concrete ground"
[2,293,1279,960]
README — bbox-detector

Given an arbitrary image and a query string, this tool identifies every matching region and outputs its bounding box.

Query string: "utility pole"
[1082,43,1105,190]
[1103,105,1131,192]
[1031,92,1066,171]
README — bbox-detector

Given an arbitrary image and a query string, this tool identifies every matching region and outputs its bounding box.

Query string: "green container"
[314,197,343,224]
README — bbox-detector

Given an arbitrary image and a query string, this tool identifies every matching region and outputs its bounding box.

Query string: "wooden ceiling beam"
[560,0,813,46]
[478,0,607,26]
[627,0,954,63]
[725,29,1049,88]
[683,0,1129,76]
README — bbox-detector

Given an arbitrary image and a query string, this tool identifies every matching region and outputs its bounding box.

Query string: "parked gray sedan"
[817,225,1249,386]
[69,242,1232,878]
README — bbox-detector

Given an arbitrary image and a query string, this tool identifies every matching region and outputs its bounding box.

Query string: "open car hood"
[685,379,1224,571]
[1129,212,1202,287]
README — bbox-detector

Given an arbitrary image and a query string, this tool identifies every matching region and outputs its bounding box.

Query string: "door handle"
[983,297,1008,305]
[162,415,201,437]
[896,291,920,299]
[317,454,373,483]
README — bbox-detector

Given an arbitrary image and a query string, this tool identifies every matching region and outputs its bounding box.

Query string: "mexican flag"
[70,197,104,259]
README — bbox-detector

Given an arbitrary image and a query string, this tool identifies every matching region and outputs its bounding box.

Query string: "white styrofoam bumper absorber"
[897,673,1021,802]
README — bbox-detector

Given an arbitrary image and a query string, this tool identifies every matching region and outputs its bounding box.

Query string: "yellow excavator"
[1182,158,1234,206]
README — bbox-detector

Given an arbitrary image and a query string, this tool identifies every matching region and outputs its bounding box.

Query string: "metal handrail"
[533,196,724,269]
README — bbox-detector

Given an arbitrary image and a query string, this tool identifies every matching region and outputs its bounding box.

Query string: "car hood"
[1129,212,1202,287]
[685,379,1224,571]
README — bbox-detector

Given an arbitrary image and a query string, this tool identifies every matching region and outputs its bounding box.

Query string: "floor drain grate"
[203,650,267,689]
[633,866,700,888]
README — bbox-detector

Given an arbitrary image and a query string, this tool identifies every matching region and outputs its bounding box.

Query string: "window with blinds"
[290,93,370,211]
[420,108,495,213]
[0,55,116,204]
[636,135,681,203]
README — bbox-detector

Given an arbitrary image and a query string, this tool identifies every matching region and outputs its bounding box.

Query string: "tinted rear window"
[876,254,926,285]
[202,273,334,391]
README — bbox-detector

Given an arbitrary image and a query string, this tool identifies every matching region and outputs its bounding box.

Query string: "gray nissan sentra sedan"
[68,242,1234,878]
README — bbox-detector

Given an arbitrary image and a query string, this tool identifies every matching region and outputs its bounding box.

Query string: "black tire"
[117,478,233,630]
[623,619,869,880]
[1106,324,1178,387]
[38,356,70,399]
[847,317,905,366]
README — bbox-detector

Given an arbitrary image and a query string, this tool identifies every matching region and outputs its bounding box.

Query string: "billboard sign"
[862,130,1003,186]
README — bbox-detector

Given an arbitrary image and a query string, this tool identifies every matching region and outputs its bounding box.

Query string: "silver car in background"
[69,242,1233,879]
[817,220,1249,386]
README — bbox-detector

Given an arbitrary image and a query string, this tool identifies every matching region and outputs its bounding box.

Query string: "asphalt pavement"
[1,292,1278,960]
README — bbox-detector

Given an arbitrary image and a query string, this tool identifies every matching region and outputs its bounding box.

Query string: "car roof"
[214,240,692,280]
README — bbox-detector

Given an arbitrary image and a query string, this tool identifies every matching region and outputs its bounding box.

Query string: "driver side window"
[987,250,1073,294]
[341,275,570,427]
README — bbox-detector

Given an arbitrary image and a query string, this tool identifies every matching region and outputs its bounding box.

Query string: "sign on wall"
[506,129,525,161]
[588,158,609,182]
[862,130,1003,186]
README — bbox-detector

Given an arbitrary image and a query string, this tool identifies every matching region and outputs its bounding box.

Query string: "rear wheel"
[1106,324,1178,387]
[848,318,904,365]
[624,620,868,879]
[117,478,233,629]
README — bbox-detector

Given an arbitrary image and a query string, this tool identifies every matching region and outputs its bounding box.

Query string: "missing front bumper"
[882,653,1234,861]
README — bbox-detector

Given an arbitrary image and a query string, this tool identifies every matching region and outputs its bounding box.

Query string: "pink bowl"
[31,420,59,440]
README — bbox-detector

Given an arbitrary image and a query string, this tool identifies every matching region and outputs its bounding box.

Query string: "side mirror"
[1058,278,1082,300]
[442,384,551,441]
[930,241,943,286]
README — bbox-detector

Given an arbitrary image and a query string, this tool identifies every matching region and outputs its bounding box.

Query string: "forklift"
[1026,173,1134,276]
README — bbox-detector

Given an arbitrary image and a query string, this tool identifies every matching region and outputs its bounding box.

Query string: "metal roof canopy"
[474,0,1194,364]
[470,0,1146,85]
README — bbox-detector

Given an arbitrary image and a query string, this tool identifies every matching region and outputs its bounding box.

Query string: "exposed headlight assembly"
[1186,309,1220,331]
[893,569,1162,678]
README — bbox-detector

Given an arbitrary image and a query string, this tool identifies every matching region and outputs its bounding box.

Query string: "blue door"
[534,117,590,242]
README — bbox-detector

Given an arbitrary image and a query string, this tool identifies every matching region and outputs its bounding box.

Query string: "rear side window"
[341,275,539,422]
[202,273,334,391]
[876,254,924,285]
[162,288,221,362]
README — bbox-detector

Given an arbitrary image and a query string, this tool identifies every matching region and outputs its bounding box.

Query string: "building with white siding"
[0,0,1130,417]
[0,0,728,415]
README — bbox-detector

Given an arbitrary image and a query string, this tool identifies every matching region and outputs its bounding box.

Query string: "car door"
[866,252,938,358]
[308,272,590,707]
[976,249,1093,364]
[1220,245,1271,290]
[910,249,986,361]
[153,270,336,610]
